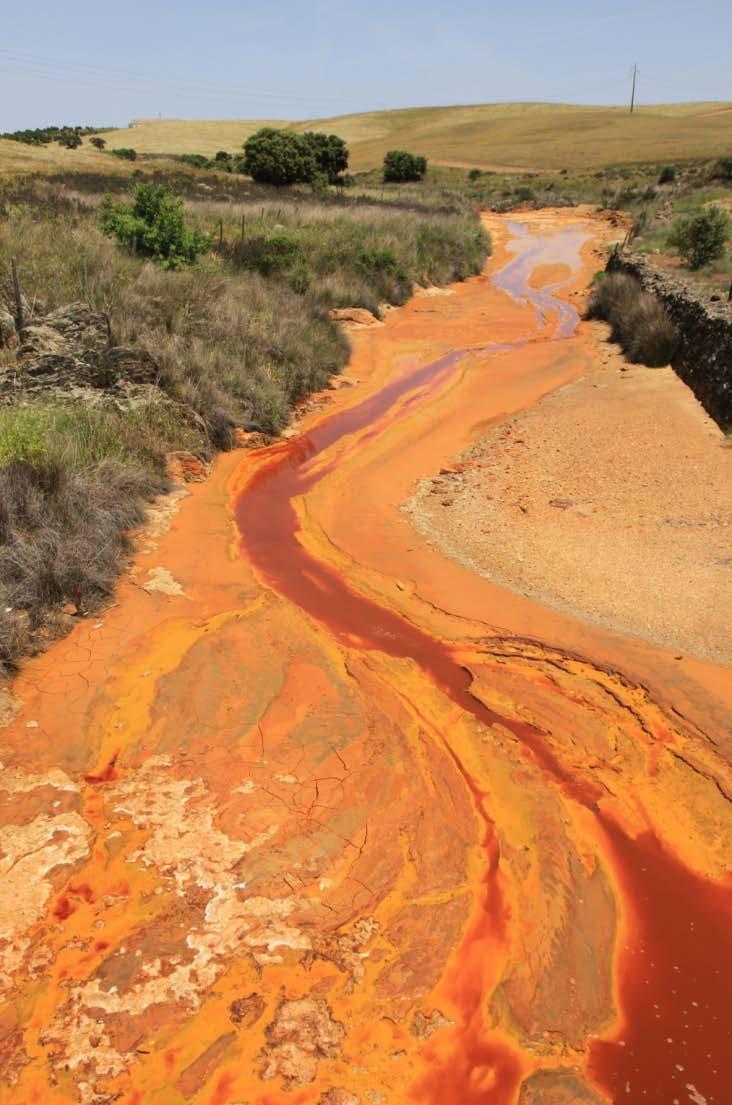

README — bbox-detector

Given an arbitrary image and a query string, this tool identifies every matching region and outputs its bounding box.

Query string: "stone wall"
[607,251,732,428]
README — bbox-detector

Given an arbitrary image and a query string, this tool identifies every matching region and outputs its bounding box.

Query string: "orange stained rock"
[1,209,732,1105]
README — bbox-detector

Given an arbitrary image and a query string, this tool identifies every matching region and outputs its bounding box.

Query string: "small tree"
[59,132,82,149]
[99,183,210,269]
[90,136,106,150]
[383,150,427,183]
[242,128,316,186]
[658,166,675,184]
[215,150,231,162]
[111,147,137,161]
[301,132,349,183]
[668,206,730,270]
[468,168,482,182]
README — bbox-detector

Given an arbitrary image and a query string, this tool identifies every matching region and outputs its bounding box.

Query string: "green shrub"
[215,150,232,162]
[468,169,482,182]
[99,183,210,269]
[711,157,732,181]
[176,153,210,170]
[515,186,536,203]
[588,272,678,366]
[230,233,304,276]
[658,166,676,184]
[383,150,428,183]
[668,205,730,269]
[111,147,137,161]
[242,128,316,186]
[355,248,407,281]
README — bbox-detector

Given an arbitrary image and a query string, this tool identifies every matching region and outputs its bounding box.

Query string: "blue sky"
[2,0,730,130]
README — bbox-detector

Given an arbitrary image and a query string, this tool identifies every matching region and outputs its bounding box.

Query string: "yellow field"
[101,102,732,171]
[0,139,115,176]
[99,118,284,155]
[2,102,730,178]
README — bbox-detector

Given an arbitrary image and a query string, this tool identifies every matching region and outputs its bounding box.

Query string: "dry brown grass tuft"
[588,272,679,367]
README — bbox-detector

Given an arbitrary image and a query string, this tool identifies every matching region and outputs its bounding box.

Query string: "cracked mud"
[1,211,731,1105]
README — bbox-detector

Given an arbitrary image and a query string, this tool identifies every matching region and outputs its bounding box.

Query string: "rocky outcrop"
[607,251,732,426]
[0,302,159,407]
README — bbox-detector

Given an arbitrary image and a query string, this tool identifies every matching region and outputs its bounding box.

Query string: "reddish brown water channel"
[3,211,731,1105]
[233,220,732,1105]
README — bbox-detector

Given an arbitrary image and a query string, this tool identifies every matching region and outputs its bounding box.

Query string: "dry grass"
[0,175,489,670]
[94,102,732,172]
[0,457,158,674]
[98,118,286,156]
[588,272,679,367]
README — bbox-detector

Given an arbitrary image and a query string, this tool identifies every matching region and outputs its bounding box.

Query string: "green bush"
[658,166,676,184]
[711,157,732,181]
[176,153,210,170]
[355,248,407,281]
[301,132,349,183]
[468,169,482,182]
[59,133,82,150]
[588,272,678,366]
[383,150,428,183]
[90,136,106,150]
[515,186,536,203]
[99,183,210,269]
[111,147,137,161]
[230,233,304,276]
[668,205,730,269]
[242,128,317,186]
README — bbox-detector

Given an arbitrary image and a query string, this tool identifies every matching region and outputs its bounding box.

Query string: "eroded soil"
[1,210,731,1105]
[407,345,732,665]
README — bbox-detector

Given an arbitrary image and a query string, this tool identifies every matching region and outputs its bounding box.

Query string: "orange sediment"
[1,209,732,1105]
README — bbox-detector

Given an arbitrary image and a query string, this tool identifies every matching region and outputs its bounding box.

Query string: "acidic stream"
[2,212,732,1105]
[233,220,732,1105]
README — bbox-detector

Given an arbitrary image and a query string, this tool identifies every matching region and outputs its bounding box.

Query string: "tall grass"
[0,176,490,671]
[588,272,679,367]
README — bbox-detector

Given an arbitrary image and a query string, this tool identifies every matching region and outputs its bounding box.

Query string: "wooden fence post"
[11,259,24,332]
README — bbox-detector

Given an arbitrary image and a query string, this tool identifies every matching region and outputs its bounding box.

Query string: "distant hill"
[1,102,729,177]
[99,102,732,171]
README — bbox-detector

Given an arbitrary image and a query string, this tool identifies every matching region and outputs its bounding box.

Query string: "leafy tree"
[468,168,482,182]
[383,150,428,183]
[658,166,675,184]
[215,150,232,162]
[59,133,82,149]
[90,136,106,150]
[1,125,104,146]
[301,132,349,183]
[111,147,137,161]
[668,205,730,270]
[99,183,210,269]
[242,128,316,186]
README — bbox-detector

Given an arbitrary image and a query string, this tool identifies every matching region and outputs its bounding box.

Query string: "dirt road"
[2,210,731,1105]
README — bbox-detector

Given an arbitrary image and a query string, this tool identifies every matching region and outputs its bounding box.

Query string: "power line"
[0,47,365,110]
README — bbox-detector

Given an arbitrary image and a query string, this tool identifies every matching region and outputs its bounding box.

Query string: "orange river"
[2,209,731,1105]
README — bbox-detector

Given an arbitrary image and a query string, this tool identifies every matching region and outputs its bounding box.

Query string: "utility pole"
[630,63,638,114]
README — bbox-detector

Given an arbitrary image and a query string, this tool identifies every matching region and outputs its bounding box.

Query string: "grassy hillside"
[96,102,732,171]
[99,118,285,155]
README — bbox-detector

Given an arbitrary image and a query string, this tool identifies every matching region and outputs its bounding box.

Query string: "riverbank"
[407,328,732,664]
